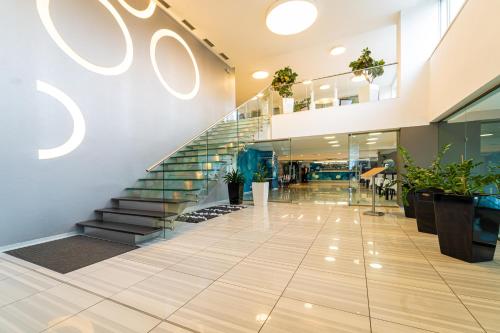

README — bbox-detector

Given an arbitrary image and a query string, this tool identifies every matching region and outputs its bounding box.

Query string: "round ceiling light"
[252,71,269,79]
[330,46,346,56]
[266,0,318,36]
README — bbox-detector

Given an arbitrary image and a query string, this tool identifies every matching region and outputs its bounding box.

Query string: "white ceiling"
[163,0,425,104]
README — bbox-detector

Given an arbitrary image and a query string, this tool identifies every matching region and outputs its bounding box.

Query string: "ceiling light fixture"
[266,0,318,36]
[324,136,335,139]
[366,142,376,145]
[480,133,493,137]
[252,71,269,79]
[331,144,341,147]
[330,45,346,56]
[328,141,339,144]
[369,132,382,136]
[319,84,330,90]
[303,80,312,85]
[367,138,378,141]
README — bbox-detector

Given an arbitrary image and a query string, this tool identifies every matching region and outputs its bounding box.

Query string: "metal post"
[363,175,384,216]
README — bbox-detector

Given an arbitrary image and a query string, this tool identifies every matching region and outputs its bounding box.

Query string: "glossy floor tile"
[0,202,497,333]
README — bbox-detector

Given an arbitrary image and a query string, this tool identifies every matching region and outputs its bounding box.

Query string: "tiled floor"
[0,202,499,332]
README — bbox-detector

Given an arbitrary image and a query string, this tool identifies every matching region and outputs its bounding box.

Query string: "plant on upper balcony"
[349,48,385,84]
[294,97,311,112]
[271,66,298,98]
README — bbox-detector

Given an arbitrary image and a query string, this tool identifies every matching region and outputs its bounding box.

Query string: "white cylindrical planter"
[282,97,294,114]
[252,182,269,206]
[358,84,379,103]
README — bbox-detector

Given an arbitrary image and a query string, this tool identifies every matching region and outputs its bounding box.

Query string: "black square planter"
[403,190,416,218]
[414,189,441,234]
[434,193,500,263]
[227,183,243,205]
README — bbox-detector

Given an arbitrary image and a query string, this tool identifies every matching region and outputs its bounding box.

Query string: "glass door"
[349,131,399,207]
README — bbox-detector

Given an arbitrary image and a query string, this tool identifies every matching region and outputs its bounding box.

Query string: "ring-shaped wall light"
[36,0,133,76]
[117,0,156,19]
[150,29,200,100]
[36,80,86,160]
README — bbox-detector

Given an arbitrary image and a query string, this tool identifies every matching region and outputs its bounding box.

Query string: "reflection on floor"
[0,202,498,332]
[244,181,399,207]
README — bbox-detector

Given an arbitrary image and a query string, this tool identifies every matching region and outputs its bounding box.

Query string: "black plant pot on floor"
[403,189,416,218]
[227,182,243,205]
[414,189,442,234]
[434,193,500,263]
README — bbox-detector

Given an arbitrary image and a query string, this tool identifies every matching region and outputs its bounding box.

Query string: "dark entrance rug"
[176,205,246,223]
[6,235,138,274]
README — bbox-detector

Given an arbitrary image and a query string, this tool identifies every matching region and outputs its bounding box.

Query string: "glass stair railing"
[122,98,272,222]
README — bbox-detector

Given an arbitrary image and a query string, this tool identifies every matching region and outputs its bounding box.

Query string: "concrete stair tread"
[111,197,194,204]
[95,208,177,218]
[77,220,162,236]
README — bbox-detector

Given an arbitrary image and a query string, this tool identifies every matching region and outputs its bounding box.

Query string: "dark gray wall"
[399,124,439,167]
[0,0,235,246]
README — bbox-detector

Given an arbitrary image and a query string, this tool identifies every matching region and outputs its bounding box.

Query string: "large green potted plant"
[271,66,298,114]
[223,169,245,205]
[433,160,499,262]
[349,48,385,103]
[252,164,269,206]
[398,144,450,233]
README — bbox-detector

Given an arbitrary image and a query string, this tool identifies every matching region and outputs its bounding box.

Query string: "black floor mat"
[176,205,246,223]
[6,235,138,274]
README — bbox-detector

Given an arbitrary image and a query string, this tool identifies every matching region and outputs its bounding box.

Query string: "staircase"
[77,112,271,245]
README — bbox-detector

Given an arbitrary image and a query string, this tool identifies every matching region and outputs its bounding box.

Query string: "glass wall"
[438,87,500,194]
[349,131,399,207]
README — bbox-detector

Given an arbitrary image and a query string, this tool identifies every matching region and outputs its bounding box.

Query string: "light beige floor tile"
[0,283,101,332]
[168,282,278,333]
[368,280,484,333]
[169,251,241,280]
[260,297,370,333]
[300,253,365,277]
[46,300,160,333]
[0,270,60,307]
[112,269,212,319]
[118,247,192,269]
[371,319,434,332]
[0,259,30,281]
[248,244,306,268]
[230,229,275,243]
[150,321,195,333]
[219,258,295,295]
[283,267,369,315]
[461,295,500,333]
[204,238,261,257]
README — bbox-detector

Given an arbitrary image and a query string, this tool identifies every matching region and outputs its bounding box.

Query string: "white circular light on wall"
[36,0,133,76]
[330,46,346,56]
[252,71,269,79]
[36,80,86,160]
[266,0,318,36]
[150,29,200,100]
[118,0,156,19]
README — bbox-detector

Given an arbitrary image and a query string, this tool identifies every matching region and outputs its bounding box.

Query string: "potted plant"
[271,66,298,114]
[252,164,269,206]
[399,145,450,233]
[223,169,245,205]
[433,160,499,262]
[349,48,385,103]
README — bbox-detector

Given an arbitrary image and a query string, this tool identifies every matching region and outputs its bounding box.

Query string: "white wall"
[273,0,440,139]
[429,0,500,121]
[0,0,235,246]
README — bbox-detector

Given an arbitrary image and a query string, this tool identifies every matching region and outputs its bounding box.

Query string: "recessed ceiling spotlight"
[351,75,365,83]
[366,142,376,145]
[252,71,269,79]
[266,0,318,36]
[324,136,336,139]
[369,132,382,136]
[319,84,330,90]
[303,80,312,85]
[328,141,339,144]
[330,46,346,56]
[367,138,378,141]
[480,133,493,137]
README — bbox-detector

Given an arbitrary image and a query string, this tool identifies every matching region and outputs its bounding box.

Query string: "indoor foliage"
[223,169,245,184]
[349,48,385,84]
[271,66,298,98]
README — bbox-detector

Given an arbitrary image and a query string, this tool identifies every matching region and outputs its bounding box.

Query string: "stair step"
[163,161,227,165]
[148,169,217,173]
[111,197,194,204]
[77,220,162,236]
[95,208,176,218]
[137,178,211,182]
[125,188,201,192]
